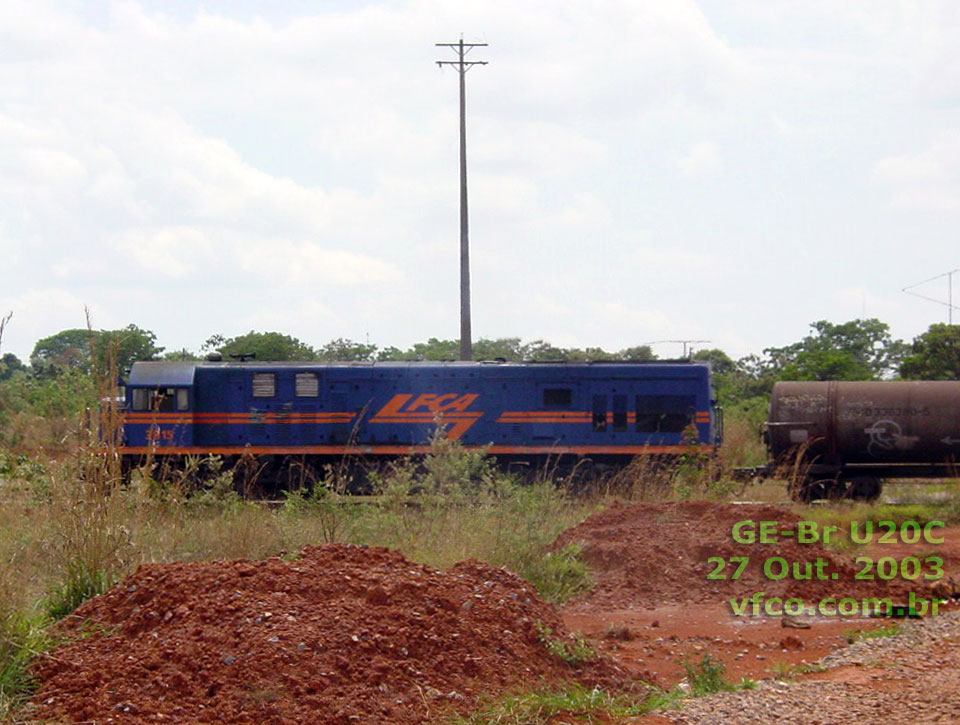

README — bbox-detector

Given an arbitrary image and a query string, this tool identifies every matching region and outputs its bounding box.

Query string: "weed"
[844,622,902,644]
[0,614,48,719]
[717,402,768,470]
[451,683,652,724]
[187,459,241,510]
[43,561,115,620]
[602,624,634,641]
[535,623,597,666]
[768,659,794,680]
[0,451,46,485]
[521,543,592,605]
[605,456,675,501]
[0,574,48,718]
[281,466,357,544]
[682,653,743,697]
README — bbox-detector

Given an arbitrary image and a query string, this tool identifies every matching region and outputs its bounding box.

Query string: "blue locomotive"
[121,359,721,479]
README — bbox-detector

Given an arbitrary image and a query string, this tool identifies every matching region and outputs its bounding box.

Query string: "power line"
[903,268,960,325]
[436,37,487,361]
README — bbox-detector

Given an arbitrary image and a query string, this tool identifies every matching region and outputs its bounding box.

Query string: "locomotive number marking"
[145,427,175,442]
[369,393,482,440]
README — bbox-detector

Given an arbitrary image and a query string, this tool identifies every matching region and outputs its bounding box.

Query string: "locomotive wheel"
[847,476,882,502]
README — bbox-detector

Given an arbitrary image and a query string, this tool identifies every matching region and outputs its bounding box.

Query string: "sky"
[1,0,958,362]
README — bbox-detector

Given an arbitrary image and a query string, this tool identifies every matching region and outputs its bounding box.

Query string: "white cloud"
[631,246,713,272]
[235,240,402,287]
[873,133,960,213]
[112,226,218,280]
[675,140,720,180]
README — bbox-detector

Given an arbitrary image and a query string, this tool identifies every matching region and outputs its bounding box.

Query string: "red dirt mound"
[555,501,916,611]
[29,545,632,724]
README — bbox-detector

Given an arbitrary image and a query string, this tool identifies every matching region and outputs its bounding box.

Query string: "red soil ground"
[28,545,635,724]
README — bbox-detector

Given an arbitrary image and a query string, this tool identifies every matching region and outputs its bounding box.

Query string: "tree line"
[2,319,959,411]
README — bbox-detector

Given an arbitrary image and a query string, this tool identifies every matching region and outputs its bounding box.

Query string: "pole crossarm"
[435,42,488,71]
[436,61,488,68]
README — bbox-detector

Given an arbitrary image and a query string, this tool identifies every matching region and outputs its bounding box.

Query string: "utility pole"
[436,38,487,361]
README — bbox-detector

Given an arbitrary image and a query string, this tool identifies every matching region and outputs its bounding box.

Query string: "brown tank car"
[763,381,960,501]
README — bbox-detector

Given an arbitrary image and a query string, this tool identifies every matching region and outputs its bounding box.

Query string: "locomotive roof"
[127,359,706,386]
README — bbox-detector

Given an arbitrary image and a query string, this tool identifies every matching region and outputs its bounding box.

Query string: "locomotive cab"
[124,362,197,450]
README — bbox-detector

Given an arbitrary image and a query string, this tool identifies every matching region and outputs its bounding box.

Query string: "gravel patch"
[661,611,960,724]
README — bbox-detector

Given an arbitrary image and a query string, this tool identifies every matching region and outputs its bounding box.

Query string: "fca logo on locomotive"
[369,394,482,439]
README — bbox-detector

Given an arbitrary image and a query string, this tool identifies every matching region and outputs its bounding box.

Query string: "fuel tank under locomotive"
[767,381,960,498]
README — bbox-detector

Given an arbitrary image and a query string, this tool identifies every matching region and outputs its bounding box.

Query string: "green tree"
[31,329,91,373]
[316,338,378,362]
[521,340,568,360]
[375,346,405,361]
[0,352,26,381]
[613,345,657,361]
[210,331,316,361]
[764,318,905,381]
[407,338,460,360]
[97,324,164,372]
[31,325,162,375]
[900,324,960,380]
[473,337,524,360]
[692,348,734,375]
[162,348,202,361]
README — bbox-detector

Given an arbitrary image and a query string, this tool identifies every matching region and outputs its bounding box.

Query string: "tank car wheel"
[790,479,829,503]
[847,476,882,502]
[824,479,852,501]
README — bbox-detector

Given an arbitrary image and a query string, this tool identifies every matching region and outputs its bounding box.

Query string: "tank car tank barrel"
[768,380,960,471]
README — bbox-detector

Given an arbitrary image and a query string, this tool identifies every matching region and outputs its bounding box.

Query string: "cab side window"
[131,387,190,411]
[132,389,150,410]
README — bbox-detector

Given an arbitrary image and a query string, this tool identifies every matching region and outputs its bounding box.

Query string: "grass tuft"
[450,683,654,724]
